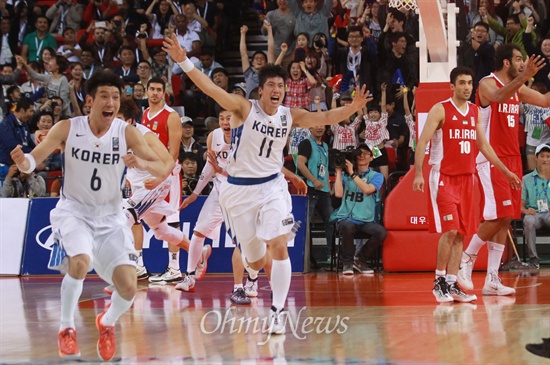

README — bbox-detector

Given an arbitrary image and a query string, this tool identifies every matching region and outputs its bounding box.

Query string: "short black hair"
[390,9,406,24]
[118,98,141,120]
[14,96,34,112]
[251,51,267,63]
[211,67,228,78]
[258,64,287,89]
[495,43,521,71]
[147,77,166,91]
[181,151,198,163]
[366,101,381,113]
[473,21,489,32]
[450,66,474,84]
[85,70,125,97]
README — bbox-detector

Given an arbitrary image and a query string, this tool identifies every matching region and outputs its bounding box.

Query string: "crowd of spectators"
[0,0,549,268]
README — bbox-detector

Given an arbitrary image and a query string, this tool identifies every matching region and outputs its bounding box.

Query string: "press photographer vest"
[303,137,329,193]
[330,169,380,223]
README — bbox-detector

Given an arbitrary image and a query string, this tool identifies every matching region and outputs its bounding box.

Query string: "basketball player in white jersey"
[164,34,371,334]
[177,109,289,305]
[139,77,186,284]
[10,70,172,361]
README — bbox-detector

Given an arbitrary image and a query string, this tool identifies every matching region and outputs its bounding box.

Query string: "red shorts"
[477,156,522,220]
[428,170,477,235]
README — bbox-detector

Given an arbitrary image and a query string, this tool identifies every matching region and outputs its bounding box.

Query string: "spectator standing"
[21,16,57,62]
[0,97,36,179]
[0,18,17,66]
[78,22,123,69]
[145,0,179,39]
[262,0,297,68]
[45,0,84,36]
[331,91,362,150]
[288,0,332,41]
[523,82,550,171]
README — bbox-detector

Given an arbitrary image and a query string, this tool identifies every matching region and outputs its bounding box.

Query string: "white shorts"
[166,164,182,223]
[194,183,224,239]
[128,178,174,228]
[219,174,294,262]
[50,208,137,284]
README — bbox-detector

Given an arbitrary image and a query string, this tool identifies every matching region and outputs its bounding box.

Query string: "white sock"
[247,272,258,281]
[186,235,206,273]
[102,290,134,327]
[137,250,144,267]
[234,284,243,291]
[435,270,446,279]
[487,242,505,274]
[169,251,180,271]
[465,234,485,256]
[271,258,291,310]
[60,274,84,331]
[241,251,259,277]
[446,274,457,285]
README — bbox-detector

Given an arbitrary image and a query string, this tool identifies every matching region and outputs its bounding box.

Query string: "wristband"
[178,58,194,73]
[350,173,358,180]
[20,154,36,174]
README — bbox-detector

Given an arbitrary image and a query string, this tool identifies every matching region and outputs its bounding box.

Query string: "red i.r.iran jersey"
[141,104,175,149]
[428,98,479,175]
[476,73,521,163]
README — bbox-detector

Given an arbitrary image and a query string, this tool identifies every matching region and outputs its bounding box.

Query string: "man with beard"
[458,44,550,295]
[78,22,122,69]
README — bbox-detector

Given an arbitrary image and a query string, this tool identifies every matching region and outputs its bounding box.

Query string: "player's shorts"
[219,173,294,263]
[428,170,476,235]
[477,156,522,220]
[166,163,182,223]
[194,183,224,239]
[127,177,173,228]
[50,208,137,284]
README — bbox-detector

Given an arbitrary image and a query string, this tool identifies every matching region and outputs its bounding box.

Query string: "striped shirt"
[331,116,362,150]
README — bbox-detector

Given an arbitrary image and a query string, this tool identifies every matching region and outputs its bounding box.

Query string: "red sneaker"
[58,328,80,358]
[95,312,116,361]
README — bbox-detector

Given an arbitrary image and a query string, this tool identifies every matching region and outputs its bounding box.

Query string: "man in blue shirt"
[0,97,36,179]
[331,143,386,274]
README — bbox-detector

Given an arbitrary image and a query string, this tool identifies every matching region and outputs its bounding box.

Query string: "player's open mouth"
[103,111,114,118]
[223,127,231,132]
[271,96,280,102]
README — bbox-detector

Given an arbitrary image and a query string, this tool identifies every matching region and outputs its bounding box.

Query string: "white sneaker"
[148,267,182,283]
[195,245,212,281]
[136,265,149,280]
[457,252,477,290]
[448,282,477,303]
[175,274,196,292]
[433,277,453,303]
[244,276,258,297]
[266,306,285,335]
[482,271,516,296]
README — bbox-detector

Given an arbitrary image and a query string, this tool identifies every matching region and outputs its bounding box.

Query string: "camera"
[330,146,361,169]
[51,101,58,109]
[183,177,198,193]
[314,39,326,48]
[136,31,147,39]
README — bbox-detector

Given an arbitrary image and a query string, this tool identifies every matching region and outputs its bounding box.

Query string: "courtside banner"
[0,198,30,275]
[20,196,307,275]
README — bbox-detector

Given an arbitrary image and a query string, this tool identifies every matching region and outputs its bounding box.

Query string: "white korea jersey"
[125,123,165,188]
[226,100,293,178]
[59,116,128,217]
[210,127,230,184]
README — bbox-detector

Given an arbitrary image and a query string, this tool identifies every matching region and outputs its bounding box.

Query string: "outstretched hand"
[162,34,187,63]
[522,54,546,80]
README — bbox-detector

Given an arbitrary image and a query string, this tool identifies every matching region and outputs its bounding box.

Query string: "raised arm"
[292,85,372,128]
[163,33,250,118]
[381,83,387,113]
[11,120,70,173]
[265,21,275,64]
[413,102,444,192]
[239,25,251,72]
[274,43,288,66]
[167,111,182,162]
[478,54,546,106]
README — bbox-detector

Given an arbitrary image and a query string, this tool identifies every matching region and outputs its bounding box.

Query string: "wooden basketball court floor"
[1,270,549,364]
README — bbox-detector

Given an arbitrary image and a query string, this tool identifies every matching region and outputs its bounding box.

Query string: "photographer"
[181,152,209,196]
[45,0,84,36]
[330,143,386,275]
[2,164,46,198]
